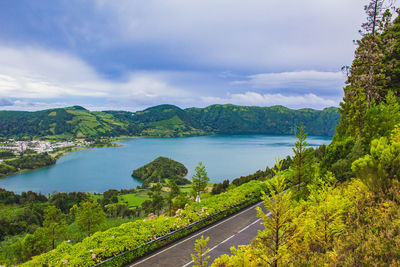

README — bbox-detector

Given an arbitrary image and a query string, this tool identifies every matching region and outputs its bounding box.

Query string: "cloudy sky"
[0,0,375,111]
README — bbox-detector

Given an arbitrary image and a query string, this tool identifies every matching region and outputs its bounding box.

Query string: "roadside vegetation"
[207,1,400,266]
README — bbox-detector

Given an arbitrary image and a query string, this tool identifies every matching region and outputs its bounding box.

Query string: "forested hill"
[0,104,340,139]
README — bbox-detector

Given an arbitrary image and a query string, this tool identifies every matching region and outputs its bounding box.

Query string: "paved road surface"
[127,201,268,267]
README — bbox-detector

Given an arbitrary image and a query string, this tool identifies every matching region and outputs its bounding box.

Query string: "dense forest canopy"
[132,157,190,187]
[0,104,339,139]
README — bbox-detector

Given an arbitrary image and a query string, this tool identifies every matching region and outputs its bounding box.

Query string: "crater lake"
[0,134,331,194]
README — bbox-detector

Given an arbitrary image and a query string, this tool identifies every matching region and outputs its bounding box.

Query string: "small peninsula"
[132,157,191,187]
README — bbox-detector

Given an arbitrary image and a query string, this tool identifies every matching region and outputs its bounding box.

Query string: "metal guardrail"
[92,195,262,267]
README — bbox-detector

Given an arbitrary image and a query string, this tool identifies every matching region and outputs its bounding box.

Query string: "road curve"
[127,201,268,267]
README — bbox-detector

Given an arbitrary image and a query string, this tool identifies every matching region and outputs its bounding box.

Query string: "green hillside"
[0,106,133,139]
[186,104,339,136]
[0,104,340,139]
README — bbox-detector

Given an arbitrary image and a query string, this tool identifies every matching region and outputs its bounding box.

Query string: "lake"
[0,135,331,194]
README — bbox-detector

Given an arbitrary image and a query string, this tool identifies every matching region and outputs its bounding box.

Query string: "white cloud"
[202,92,339,110]
[0,45,187,101]
[0,44,343,111]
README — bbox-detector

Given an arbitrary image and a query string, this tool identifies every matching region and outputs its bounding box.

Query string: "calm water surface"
[0,135,331,194]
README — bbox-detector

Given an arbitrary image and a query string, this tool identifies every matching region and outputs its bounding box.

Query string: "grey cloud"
[0,98,13,106]
[231,71,346,96]
[92,0,368,72]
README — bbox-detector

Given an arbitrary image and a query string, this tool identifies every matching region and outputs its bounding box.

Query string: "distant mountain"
[0,104,340,139]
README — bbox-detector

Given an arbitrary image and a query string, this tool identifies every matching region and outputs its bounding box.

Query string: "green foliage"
[187,104,339,136]
[191,162,210,198]
[332,181,400,266]
[146,183,164,216]
[74,198,106,236]
[289,125,314,198]
[50,192,88,214]
[0,149,15,159]
[296,181,350,257]
[0,163,16,177]
[166,179,180,216]
[0,104,339,139]
[43,206,67,250]
[191,235,210,267]
[255,161,296,266]
[21,179,267,266]
[211,179,230,195]
[352,136,400,194]
[132,157,190,187]
[0,153,55,177]
[329,137,366,181]
[0,201,46,242]
[211,179,377,266]
[207,3,400,266]
[335,1,399,147]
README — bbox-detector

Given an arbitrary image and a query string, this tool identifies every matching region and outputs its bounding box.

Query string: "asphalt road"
[127,201,268,267]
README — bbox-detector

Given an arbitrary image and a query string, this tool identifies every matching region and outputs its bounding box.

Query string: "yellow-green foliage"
[22,180,267,266]
[352,137,400,193]
[212,178,372,266]
[191,236,210,267]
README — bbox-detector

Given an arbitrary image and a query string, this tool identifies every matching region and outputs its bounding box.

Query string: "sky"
[0,0,378,111]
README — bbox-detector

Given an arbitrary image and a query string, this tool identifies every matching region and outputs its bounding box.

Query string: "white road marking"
[181,260,194,267]
[181,212,271,267]
[238,218,261,233]
[129,201,264,267]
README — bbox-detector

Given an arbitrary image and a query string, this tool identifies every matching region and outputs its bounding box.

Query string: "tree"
[43,205,67,250]
[296,181,348,259]
[147,183,164,215]
[191,162,210,198]
[74,198,106,236]
[20,230,47,261]
[255,161,296,266]
[361,0,392,36]
[166,179,180,216]
[191,235,210,267]
[289,125,313,198]
[352,137,400,194]
[173,192,190,211]
[338,0,394,139]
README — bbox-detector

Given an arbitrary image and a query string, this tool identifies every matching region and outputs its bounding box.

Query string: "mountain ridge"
[0,104,340,138]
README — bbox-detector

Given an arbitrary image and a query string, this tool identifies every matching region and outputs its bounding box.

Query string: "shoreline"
[0,138,130,181]
[0,134,331,192]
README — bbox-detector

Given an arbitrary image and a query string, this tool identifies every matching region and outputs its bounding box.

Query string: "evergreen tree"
[352,136,400,194]
[290,125,313,198]
[74,198,106,236]
[338,0,394,139]
[191,162,210,198]
[255,160,296,266]
[42,205,66,250]
[191,235,210,267]
[166,179,180,216]
[147,183,164,215]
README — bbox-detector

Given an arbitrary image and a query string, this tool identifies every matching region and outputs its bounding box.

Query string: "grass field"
[92,182,216,209]
[118,193,150,208]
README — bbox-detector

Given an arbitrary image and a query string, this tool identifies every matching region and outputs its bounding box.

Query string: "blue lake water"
[0,135,331,194]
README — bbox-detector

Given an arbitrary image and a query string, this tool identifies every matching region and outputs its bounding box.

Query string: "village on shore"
[0,139,93,154]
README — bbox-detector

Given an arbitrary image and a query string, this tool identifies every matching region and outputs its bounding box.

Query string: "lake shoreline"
[0,134,332,194]
[0,139,127,181]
